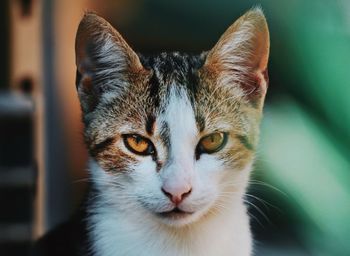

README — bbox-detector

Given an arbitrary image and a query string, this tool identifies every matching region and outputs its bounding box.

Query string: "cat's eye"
[123,134,155,156]
[197,132,227,154]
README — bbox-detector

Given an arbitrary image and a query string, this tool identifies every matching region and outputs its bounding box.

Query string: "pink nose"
[161,186,192,205]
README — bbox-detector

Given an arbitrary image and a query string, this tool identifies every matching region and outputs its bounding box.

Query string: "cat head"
[75,8,269,227]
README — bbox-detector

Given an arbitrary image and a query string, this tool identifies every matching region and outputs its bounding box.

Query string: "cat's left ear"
[75,12,146,114]
[202,8,270,101]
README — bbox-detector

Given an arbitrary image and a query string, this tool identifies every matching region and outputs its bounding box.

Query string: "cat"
[34,7,269,256]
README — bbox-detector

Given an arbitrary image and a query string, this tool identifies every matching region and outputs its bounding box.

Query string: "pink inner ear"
[238,69,268,100]
[75,12,144,75]
[200,8,269,103]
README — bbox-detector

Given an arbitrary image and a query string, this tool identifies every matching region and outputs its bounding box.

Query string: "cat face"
[75,9,269,227]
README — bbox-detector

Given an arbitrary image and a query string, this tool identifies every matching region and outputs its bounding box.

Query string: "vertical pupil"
[135,136,142,144]
[210,135,215,143]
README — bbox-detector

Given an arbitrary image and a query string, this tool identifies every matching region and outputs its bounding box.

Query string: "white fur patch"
[158,88,197,202]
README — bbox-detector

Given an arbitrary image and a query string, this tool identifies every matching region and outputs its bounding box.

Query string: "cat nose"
[161,185,192,205]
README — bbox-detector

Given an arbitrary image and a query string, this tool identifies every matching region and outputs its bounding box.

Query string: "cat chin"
[155,210,203,227]
[153,205,212,228]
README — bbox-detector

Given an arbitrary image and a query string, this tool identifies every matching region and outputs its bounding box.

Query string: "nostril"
[182,188,192,199]
[161,187,172,200]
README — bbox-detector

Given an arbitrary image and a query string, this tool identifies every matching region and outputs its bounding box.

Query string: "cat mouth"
[157,207,194,219]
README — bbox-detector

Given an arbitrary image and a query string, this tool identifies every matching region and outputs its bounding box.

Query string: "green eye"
[123,134,155,155]
[197,132,227,154]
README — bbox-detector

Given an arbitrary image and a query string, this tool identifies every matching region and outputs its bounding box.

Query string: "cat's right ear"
[75,12,146,113]
[201,8,270,103]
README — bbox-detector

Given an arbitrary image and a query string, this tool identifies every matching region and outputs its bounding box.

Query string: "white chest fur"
[88,197,252,256]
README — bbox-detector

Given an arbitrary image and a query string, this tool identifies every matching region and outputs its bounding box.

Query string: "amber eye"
[123,134,155,156]
[197,132,227,154]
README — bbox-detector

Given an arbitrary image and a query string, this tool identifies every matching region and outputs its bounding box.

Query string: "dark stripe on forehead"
[149,71,160,109]
[145,114,156,136]
[140,55,162,110]
[184,56,204,103]
[184,70,198,105]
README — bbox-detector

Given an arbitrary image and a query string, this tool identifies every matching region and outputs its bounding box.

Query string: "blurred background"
[0,0,349,255]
